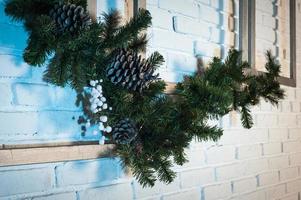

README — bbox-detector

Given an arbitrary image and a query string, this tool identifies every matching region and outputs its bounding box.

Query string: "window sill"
[0,142,115,166]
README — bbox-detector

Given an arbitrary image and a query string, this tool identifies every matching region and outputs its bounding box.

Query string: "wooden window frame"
[239,0,297,87]
[0,0,145,167]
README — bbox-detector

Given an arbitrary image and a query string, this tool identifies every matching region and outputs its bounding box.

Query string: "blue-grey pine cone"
[49,2,91,34]
[112,118,138,144]
[106,49,159,93]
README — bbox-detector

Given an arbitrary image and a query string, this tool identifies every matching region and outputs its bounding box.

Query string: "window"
[239,0,296,87]
[0,0,144,166]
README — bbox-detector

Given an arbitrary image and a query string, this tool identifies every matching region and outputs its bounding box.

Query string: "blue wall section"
[0,0,108,144]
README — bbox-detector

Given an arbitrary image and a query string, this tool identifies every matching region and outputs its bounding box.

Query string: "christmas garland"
[5,0,285,187]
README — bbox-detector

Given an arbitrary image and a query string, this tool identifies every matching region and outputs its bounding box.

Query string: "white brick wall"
[1,0,301,199]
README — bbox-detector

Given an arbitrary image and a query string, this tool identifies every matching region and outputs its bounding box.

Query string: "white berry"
[96,85,102,92]
[100,97,106,102]
[91,103,97,110]
[98,123,104,131]
[90,80,96,87]
[105,126,112,133]
[102,103,108,109]
[97,101,104,107]
[99,116,108,122]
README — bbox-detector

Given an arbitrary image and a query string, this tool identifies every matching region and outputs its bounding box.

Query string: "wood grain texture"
[0,144,115,166]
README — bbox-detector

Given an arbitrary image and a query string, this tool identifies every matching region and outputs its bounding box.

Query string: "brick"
[256,114,278,127]
[291,102,300,113]
[32,192,76,200]
[173,16,210,39]
[0,167,54,196]
[0,83,12,106]
[279,167,299,181]
[78,183,132,200]
[236,144,262,160]
[247,129,269,144]
[134,176,180,199]
[202,183,232,200]
[224,31,237,47]
[181,149,206,168]
[54,86,78,110]
[281,101,292,112]
[230,190,266,200]
[194,40,223,57]
[216,163,244,181]
[0,54,31,78]
[262,143,282,156]
[243,159,269,176]
[278,114,297,127]
[150,29,194,54]
[159,0,199,18]
[199,5,220,25]
[167,52,197,73]
[14,83,56,106]
[290,153,301,166]
[232,177,257,194]
[180,168,214,188]
[162,188,200,200]
[286,179,301,193]
[55,158,119,186]
[257,171,279,187]
[283,141,301,153]
[284,87,296,101]
[263,14,277,28]
[0,150,12,163]
[269,128,289,142]
[0,112,38,135]
[288,129,301,139]
[37,111,81,136]
[256,0,274,15]
[279,193,299,200]
[209,27,225,44]
[268,155,289,169]
[205,145,235,164]
[147,6,173,30]
[257,26,276,43]
[265,184,286,200]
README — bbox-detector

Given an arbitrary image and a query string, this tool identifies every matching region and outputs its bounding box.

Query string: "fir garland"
[5,0,285,187]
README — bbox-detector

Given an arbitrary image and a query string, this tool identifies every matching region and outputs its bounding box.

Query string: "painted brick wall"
[1,0,301,199]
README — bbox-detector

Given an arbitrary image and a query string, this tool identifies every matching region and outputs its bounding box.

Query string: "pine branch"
[104,9,152,49]
[240,105,253,129]
[189,124,223,142]
[101,10,122,39]
[43,52,69,86]
[5,0,56,21]
[127,33,148,52]
[154,157,176,184]
[146,51,165,70]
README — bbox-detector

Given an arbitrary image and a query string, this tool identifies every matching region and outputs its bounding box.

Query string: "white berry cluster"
[87,80,113,144]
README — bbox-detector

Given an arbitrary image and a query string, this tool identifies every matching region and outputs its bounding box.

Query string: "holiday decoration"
[49,2,91,34]
[112,118,138,144]
[5,0,285,188]
[107,49,160,93]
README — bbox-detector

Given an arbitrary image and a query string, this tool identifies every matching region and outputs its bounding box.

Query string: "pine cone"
[49,2,91,34]
[106,49,159,93]
[112,118,138,144]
